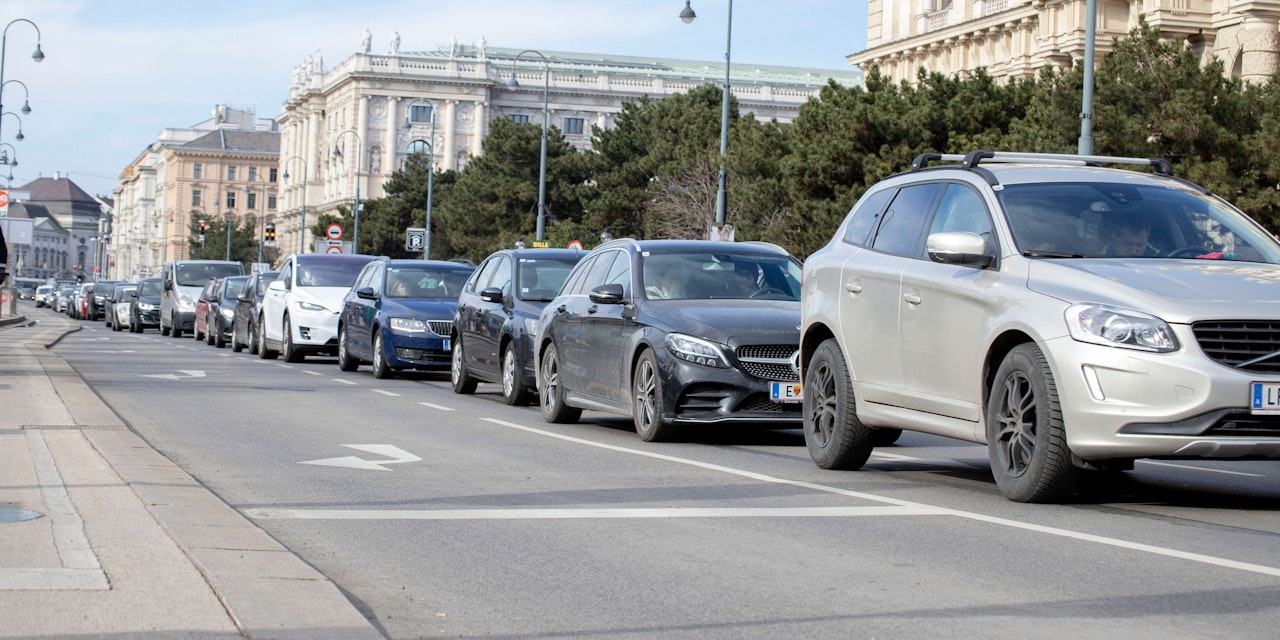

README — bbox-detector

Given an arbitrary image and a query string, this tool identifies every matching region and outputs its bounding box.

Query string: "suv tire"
[501,344,531,406]
[257,315,278,360]
[803,338,874,470]
[282,315,303,363]
[986,343,1080,503]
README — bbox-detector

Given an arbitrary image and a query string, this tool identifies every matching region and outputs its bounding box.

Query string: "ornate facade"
[276,39,863,255]
[112,107,278,280]
[851,0,1280,84]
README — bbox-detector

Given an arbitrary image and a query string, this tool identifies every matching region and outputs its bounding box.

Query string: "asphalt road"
[53,316,1280,639]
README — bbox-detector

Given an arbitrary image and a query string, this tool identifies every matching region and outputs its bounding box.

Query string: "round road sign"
[0,190,9,208]
[567,240,583,250]
[325,244,344,254]
[326,223,343,240]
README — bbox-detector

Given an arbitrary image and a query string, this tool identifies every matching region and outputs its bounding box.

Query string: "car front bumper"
[384,329,451,370]
[1045,331,1280,461]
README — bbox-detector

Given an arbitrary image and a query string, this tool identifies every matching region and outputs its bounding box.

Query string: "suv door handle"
[903,291,922,305]
[844,281,863,294]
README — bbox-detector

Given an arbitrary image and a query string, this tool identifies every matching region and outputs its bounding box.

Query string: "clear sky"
[0,0,869,199]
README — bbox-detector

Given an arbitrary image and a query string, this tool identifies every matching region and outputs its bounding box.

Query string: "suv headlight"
[296,301,328,312]
[1065,304,1180,353]
[179,294,194,309]
[390,317,427,333]
[665,333,729,368]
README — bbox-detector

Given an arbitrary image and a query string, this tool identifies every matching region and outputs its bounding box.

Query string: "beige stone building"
[851,0,1280,84]
[112,107,279,280]
[276,38,863,255]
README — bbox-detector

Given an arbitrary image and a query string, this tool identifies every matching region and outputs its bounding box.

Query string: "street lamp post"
[282,155,308,253]
[507,50,551,244]
[1078,0,1098,155]
[247,185,266,264]
[1,111,24,141]
[333,130,363,254]
[679,0,732,232]
[403,98,437,259]
[1,80,31,115]
[0,18,43,152]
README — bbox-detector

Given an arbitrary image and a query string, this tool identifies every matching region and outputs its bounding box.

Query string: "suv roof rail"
[911,150,1174,176]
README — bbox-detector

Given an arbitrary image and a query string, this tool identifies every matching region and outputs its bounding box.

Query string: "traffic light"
[265,222,276,246]
[198,220,207,247]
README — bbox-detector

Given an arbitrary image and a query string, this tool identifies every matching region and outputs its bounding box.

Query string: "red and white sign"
[567,240,583,250]
[325,244,343,254]
[0,189,9,216]
[326,223,343,240]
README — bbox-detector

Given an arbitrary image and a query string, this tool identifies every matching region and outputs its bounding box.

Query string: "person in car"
[1103,215,1160,257]
[646,269,684,299]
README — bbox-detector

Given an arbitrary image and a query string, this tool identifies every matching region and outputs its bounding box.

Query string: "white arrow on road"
[299,444,422,471]
[140,370,207,380]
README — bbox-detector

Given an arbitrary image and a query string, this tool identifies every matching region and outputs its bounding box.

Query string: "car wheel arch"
[982,330,1040,424]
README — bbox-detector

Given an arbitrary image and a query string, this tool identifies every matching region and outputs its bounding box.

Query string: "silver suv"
[800,151,1280,502]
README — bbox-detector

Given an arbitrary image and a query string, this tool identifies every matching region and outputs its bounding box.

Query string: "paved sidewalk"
[0,304,383,639]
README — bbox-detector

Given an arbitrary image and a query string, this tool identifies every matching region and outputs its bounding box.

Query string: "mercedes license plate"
[770,382,803,403]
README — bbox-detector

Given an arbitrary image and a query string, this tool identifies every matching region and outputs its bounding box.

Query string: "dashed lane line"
[373,390,400,397]
[418,402,454,412]
[333,379,357,385]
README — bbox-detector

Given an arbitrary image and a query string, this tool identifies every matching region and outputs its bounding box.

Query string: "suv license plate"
[1251,382,1280,414]
[770,382,803,403]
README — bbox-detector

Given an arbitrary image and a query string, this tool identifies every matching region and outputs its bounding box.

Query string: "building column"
[356,94,370,196]
[1240,12,1280,84]
[385,96,399,173]
[472,101,486,163]
[444,100,458,171]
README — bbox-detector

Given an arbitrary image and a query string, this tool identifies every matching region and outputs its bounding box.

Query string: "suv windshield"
[223,279,246,300]
[138,279,162,296]
[176,263,243,286]
[997,182,1280,262]
[641,251,802,301]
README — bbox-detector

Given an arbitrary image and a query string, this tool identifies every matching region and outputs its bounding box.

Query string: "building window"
[269,168,278,182]
[228,166,237,181]
[410,104,433,123]
[268,195,277,210]
[509,114,529,124]
[226,192,237,208]
[193,163,203,179]
[563,117,585,135]
[191,190,202,207]
[247,192,258,210]
[248,166,258,182]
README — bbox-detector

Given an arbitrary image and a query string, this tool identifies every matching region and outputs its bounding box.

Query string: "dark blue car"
[338,258,476,378]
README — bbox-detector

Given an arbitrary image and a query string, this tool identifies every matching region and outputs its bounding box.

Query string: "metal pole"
[353,138,362,255]
[714,0,733,229]
[1078,0,1097,155]
[426,111,436,260]
[536,61,549,244]
[300,162,308,253]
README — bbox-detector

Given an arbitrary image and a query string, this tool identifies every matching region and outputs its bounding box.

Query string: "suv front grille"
[1192,321,1280,373]
[428,320,452,336]
[735,345,799,381]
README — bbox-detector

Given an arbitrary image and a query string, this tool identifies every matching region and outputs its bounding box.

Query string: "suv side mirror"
[589,283,625,305]
[927,232,994,268]
[268,280,286,292]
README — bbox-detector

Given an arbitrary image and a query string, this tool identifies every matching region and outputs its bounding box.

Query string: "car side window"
[369,264,385,293]
[843,188,895,247]
[471,257,500,292]
[603,250,631,297]
[871,183,943,256]
[561,255,597,295]
[924,184,994,256]
[579,251,618,293]
[488,256,513,297]
[279,262,293,290]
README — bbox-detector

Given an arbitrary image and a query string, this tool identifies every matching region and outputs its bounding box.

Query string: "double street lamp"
[281,155,309,253]
[403,98,437,259]
[506,50,550,244]
[679,0,732,231]
[0,18,42,149]
[332,130,363,254]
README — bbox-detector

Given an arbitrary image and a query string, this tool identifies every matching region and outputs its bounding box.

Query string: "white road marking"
[299,444,422,471]
[302,370,323,376]
[333,378,357,385]
[246,506,944,520]
[418,402,454,412]
[276,364,294,369]
[472,418,1280,578]
[373,390,400,397]
[1138,460,1266,478]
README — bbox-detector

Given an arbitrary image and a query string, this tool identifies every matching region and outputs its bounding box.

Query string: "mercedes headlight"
[1065,304,1179,353]
[665,333,729,368]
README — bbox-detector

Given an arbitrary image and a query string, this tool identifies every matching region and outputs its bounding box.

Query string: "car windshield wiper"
[1021,250,1085,258]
